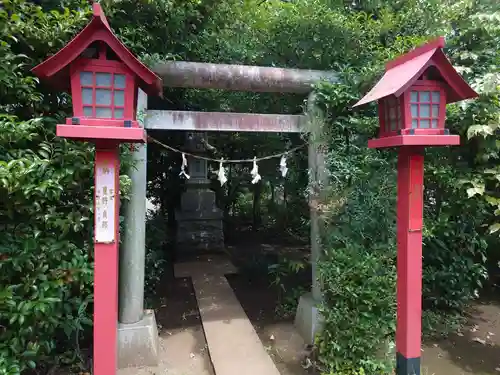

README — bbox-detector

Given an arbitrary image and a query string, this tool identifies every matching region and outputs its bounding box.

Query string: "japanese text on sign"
[95,163,115,243]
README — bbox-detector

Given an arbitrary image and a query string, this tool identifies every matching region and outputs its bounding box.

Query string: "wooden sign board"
[95,162,116,243]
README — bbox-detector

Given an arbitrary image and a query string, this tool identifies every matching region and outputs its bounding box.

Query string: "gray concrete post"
[119,89,148,324]
[117,89,159,368]
[307,92,327,302]
[294,91,327,343]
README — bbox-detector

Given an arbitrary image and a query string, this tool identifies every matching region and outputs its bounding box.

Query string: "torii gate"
[29,2,334,369]
[118,61,337,367]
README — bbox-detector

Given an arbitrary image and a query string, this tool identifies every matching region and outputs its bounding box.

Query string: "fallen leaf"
[190,353,195,359]
[472,337,486,345]
[270,334,275,340]
[302,358,313,369]
[457,332,464,337]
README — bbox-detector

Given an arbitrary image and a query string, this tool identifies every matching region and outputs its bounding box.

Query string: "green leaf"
[467,124,494,139]
[489,223,500,234]
[467,185,485,198]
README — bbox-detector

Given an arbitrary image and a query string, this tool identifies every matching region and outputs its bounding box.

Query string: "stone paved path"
[174,255,282,375]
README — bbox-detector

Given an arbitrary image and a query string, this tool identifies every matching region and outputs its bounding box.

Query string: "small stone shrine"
[175,132,225,254]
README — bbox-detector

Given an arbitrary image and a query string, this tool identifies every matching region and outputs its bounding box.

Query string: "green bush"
[318,243,396,374]
[316,150,397,373]
[0,114,95,371]
[144,211,168,304]
[423,216,488,311]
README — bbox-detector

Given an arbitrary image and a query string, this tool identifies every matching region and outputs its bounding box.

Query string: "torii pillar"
[118,89,159,368]
[294,92,328,343]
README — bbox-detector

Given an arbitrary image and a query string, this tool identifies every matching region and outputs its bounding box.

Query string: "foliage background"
[0,0,498,374]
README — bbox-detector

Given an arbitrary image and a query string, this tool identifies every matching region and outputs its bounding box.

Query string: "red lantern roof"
[353,37,477,107]
[31,3,162,97]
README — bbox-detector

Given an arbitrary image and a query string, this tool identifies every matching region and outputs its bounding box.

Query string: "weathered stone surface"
[117,311,159,368]
[180,189,219,213]
[174,257,281,375]
[176,187,224,252]
[177,218,225,252]
[145,110,305,133]
[152,61,338,93]
[294,292,322,344]
[176,132,224,254]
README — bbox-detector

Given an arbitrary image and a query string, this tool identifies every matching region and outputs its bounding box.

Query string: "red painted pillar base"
[93,145,120,375]
[396,147,424,375]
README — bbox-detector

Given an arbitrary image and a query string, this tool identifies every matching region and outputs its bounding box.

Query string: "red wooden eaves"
[429,49,478,103]
[386,37,445,70]
[31,3,162,97]
[353,37,478,108]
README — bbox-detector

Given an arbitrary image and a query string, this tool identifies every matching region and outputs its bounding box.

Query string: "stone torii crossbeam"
[119,61,337,368]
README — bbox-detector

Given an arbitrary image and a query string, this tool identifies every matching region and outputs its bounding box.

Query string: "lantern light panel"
[70,45,137,122]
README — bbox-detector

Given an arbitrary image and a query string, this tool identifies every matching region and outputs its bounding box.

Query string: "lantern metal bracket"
[124,120,132,128]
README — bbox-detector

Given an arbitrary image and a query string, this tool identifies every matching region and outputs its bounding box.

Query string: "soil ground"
[421,299,500,375]
[117,277,214,375]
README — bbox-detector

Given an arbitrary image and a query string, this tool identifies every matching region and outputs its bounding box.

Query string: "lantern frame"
[31,3,162,143]
[31,4,163,375]
[378,81,448,139]
[352,37,479,375]
[353,37,478,149]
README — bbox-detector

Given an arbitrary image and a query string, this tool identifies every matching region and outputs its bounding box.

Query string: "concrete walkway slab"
[175,256,281,375]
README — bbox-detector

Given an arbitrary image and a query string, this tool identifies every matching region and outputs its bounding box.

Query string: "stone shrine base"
[117,311,159,368]
[176,217,225,254]
[294,292,322,344]
[176,187,225,255]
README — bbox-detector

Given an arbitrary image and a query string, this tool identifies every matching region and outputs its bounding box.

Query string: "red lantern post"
[353,37,478,375]
[32,4,162,374]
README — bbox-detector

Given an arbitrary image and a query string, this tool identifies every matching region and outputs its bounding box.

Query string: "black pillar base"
[396,352,420,375]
